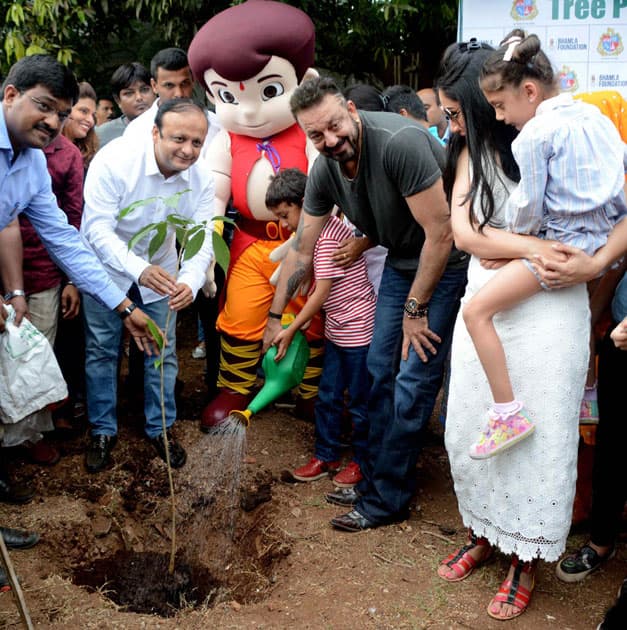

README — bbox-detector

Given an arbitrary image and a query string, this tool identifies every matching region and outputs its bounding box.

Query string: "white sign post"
[458,0,627,95]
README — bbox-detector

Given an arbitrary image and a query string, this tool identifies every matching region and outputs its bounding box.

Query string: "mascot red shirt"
[188,0,323,428]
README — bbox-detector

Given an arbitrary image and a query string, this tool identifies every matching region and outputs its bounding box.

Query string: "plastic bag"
[0,305,68,424]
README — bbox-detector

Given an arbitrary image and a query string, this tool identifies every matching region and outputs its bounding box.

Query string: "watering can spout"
[228,330,310,426]
[229,409,252,428]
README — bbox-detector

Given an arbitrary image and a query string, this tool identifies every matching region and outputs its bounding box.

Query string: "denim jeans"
[356,263,467,523]
[83,292,178,439]
[314,340,370,466]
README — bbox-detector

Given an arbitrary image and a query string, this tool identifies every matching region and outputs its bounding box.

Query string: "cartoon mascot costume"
[188,0,324,429]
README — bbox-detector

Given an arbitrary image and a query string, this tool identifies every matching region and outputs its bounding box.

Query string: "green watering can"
[230,329,310,428]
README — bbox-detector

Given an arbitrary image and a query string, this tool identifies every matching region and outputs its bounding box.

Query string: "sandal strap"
[442,548,477,577]
[493,578,533,609]
[441,538,493,578]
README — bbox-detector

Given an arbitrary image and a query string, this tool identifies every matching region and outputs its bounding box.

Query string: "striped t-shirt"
[313,216,376,347]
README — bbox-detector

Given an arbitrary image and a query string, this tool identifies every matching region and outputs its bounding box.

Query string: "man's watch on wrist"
[404,296,429,319]
[119,302,137,320]
[3,289,25,301]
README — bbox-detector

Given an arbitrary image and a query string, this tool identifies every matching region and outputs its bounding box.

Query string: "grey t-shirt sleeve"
[303,158,335,217]
[383,127,444,197]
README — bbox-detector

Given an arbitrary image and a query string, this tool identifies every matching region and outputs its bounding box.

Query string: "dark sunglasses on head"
[441,106,462,121]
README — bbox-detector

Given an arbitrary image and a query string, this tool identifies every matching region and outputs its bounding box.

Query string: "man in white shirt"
[123,47,221,154]
[81,99,215,473]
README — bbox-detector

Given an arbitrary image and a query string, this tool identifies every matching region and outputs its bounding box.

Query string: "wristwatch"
[3,289,25,301]
[404,297,429,319]
[119,302,137,320]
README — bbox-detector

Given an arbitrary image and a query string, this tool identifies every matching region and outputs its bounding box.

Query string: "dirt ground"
[1,309,625,629]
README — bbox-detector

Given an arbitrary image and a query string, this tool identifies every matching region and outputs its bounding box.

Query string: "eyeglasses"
[441,106,462,121]
[28,95,71,123]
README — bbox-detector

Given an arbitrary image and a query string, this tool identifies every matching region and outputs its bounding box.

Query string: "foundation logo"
[598,28,624,56]
[511,0,538,20]
[558,66,579,92]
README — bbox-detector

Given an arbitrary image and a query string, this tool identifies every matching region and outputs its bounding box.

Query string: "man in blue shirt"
[0,55,157,347]
[0,56,160,504]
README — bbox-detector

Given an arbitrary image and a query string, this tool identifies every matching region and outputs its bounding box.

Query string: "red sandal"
[487,557,536,621]
[438,530,493,582]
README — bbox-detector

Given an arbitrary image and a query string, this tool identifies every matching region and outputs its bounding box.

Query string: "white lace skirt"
[445,256,590,562]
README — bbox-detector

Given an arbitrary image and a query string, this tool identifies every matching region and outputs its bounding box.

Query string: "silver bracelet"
[3,289,26,301]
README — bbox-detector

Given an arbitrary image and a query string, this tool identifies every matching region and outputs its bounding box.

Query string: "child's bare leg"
[463,260,542,403]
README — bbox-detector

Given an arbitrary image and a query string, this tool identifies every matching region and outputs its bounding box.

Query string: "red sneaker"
[292,457,340,482]
[333,461,362,487]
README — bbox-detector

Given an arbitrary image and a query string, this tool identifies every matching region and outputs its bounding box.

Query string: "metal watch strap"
[3,289,25,301]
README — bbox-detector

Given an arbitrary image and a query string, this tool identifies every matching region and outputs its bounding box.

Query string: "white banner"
[458,0,627,96]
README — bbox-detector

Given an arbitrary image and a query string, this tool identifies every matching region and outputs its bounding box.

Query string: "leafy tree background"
[1,0,458,97]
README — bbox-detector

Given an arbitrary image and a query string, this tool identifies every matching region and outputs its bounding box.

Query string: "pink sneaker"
[469,408,535,460]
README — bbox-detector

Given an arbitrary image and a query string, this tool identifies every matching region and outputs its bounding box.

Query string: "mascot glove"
[202,259,218,298]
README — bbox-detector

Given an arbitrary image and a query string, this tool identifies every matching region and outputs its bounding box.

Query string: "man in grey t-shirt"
[263,77,467,531]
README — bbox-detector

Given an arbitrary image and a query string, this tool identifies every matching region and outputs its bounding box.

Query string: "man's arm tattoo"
[292,214,306,251]
[286,260,307,298]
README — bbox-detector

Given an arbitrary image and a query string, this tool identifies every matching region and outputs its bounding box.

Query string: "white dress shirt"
[81,135,215,304]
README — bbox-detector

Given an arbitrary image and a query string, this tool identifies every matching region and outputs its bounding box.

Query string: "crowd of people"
[0,13,625,626]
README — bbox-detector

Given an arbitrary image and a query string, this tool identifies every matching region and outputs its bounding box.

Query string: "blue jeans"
[314,340,370,466]
[356,263,467,523]
[83,292,178,439]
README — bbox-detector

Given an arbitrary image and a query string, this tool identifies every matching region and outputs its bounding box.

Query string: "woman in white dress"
[434,40,590,620]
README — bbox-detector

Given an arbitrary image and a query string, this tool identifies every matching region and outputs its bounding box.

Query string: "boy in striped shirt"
[266,168,376,487]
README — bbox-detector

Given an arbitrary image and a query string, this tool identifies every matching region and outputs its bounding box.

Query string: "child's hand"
[273,327,295,361]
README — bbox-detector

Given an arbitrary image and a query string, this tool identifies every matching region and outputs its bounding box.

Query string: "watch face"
[406,298,418,311]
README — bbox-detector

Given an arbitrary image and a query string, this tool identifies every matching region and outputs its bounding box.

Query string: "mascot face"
[204,56,298,139]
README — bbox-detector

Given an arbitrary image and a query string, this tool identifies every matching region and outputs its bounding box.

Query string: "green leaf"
[127,222,158,251]
[183,229,205,261]
[163,189,191,209]
[211,215,237,227]
[146,319,164,352]
[117,196,159,221]
[166,213,191,227]
[148,223,168,259]
[153,357,163,369]
[175,226,187,248]
[212,230,231,275]
[185,224,204,239]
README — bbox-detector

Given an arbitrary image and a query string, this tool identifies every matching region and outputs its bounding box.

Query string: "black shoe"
[0,476,35,505]
[326,487,360,507]
[556,544,615,583]
[85,434,117,473]
[150,432,187,468]
[0,526,39,550]
[330,509,377,532]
